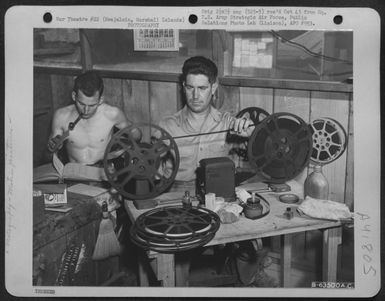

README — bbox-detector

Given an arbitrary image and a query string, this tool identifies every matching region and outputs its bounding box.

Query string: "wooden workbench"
[124,181,342,287]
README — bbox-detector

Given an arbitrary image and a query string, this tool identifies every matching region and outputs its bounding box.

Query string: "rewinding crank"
[229,107,270,160]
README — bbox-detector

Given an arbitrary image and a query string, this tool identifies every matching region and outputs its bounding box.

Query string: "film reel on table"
[247,112,313,183]
[309,117,347,165]
[103,123,180,200]
[103,123,220,253]
[129,205,221,253]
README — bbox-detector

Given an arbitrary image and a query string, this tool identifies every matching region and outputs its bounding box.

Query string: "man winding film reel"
[6,5,381,298]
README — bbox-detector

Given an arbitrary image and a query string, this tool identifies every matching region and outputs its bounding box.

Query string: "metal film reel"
[237,107,270,125]
[103,123,180,200]
[130,227,216,253]
[229,107,270,160]
[130,206,220,253]
[309,117,347,165]
[248,112,313,183]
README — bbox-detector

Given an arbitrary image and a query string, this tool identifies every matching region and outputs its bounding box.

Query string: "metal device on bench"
[196,157,236,204]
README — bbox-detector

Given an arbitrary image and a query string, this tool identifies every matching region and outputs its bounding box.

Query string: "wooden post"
[79,29,93,72]
[280,234,293,287]
[344,94,354,211]
[156,253,175,287]
[137,252,150,286]
[322,227,342,282]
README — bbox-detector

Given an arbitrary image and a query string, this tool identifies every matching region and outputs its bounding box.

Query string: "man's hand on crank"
[230,117,254,137]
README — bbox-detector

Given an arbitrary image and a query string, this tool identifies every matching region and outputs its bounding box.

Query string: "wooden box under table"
[33,192,102,286]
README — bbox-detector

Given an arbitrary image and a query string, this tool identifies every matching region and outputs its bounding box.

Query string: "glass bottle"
[182,191,192,208]
[304,165,329,199]
[244,192,263,219]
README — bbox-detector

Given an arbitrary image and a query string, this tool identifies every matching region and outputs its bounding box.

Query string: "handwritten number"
[363,265,376,276]
[361,244,373,252]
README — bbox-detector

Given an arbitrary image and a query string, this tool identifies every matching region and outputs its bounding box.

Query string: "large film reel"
[309,117,347,165]
[248,112,313,183]
[103,123,179,200]
[130,206,220,253]
[229,107,270,160]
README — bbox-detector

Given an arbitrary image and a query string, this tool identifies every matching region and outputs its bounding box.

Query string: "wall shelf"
[219,76,352,93]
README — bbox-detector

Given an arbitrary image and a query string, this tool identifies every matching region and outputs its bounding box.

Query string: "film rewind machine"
[101,107,347,253]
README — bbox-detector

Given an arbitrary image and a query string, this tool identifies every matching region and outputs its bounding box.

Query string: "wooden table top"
[124,180,342,247]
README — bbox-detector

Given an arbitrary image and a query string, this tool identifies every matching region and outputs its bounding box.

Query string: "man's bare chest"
[67,119,113,147]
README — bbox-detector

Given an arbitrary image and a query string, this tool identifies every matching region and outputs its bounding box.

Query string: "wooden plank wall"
[36,74,353,205]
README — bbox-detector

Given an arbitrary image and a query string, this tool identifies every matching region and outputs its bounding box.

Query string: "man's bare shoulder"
[54,105,76,119]
[100,103,130,129]
[101,103,124,119]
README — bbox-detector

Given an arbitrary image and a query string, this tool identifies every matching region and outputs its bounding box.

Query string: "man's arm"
[47,109,67,152]
[113,107,131,130]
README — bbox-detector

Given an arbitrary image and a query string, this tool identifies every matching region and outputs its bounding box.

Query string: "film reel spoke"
[116,137,137,152]
[113,164,134,178]
[150,137,173,156]
[329,141,343,148]
[118,171,135,188]
[105,149,126,160]
[313,148,322,161]
[259,158,274,169]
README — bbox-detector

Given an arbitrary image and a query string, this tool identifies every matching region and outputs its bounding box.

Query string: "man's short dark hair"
[73,71,104,97]
[182,56,218,84]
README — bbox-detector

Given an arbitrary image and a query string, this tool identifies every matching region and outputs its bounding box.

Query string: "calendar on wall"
[134,29,179,51]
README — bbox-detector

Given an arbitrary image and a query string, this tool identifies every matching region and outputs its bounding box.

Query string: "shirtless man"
[47,71,129,164]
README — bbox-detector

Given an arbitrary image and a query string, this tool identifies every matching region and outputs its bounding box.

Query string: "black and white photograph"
[4,6,381,298]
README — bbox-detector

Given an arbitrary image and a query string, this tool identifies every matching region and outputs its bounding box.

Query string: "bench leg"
[280,234,293,287]
[322,227,342,282]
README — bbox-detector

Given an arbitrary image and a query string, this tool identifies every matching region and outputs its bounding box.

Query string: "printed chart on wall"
[4,5,381,298]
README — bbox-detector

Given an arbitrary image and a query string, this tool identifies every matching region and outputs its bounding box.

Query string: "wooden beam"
[220,77,353,93]
[34,65,82,76]
[35,64,353,94]
[94,69,181,83]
